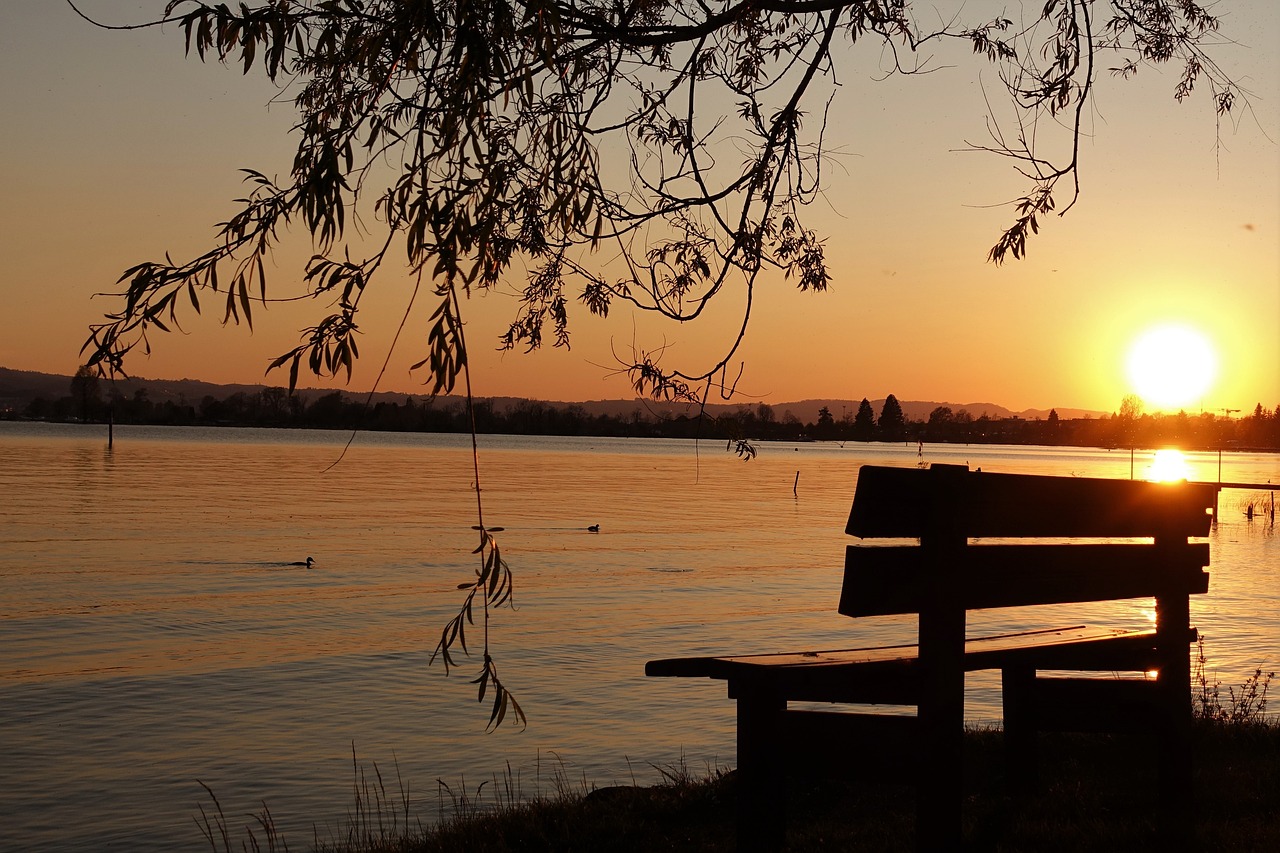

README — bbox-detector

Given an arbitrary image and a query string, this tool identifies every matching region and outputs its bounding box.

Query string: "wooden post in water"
[108,406,114,450]
[793,471,799,497]
[1214,449,1223,522]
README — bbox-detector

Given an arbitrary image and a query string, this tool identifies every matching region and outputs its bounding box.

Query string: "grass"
[202,667,1277,852]
[198,718,1280,853]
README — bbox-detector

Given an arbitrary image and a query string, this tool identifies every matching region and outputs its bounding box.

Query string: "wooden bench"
[646,463,1215,851]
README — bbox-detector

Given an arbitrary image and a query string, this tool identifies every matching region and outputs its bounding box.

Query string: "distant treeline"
[13,373,1280,451]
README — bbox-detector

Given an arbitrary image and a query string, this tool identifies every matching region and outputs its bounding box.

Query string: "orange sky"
[1,1,1276,414]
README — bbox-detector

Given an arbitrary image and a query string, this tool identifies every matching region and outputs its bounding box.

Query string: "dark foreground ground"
[286,721,1279,853]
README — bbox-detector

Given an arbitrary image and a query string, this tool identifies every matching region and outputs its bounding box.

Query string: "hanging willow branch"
[79,1,1247,397]
[426,277,524,729]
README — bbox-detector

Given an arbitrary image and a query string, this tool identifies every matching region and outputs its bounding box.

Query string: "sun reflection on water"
[1144,449,1192,482]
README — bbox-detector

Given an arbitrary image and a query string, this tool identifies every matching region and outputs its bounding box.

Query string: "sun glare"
[1125,325,1217,411]
[1144,449,1192,482]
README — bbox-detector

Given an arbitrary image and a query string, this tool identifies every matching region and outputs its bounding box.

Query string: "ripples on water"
[1,423,1276,851]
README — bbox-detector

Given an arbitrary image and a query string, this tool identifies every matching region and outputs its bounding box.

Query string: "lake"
[1,422,1276,851]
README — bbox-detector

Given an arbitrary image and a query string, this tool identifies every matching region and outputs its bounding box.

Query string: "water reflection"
[1144,448,1191,482]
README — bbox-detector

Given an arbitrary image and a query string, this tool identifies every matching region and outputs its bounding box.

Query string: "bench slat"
[1016,676,1164,733]
[846,465,1215,539]
[645,625,1159,680]
[782,710,921,778]
[840,542,1211,617]
[648,626,1172,706]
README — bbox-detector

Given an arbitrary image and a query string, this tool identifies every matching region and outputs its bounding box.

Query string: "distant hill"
[0,366,1107,422]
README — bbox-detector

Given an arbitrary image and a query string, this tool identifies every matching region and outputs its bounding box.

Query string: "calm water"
[1,423,1276,851]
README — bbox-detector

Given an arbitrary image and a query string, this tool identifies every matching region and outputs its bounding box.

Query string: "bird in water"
[587,524,600,533]
[289,556,315,568]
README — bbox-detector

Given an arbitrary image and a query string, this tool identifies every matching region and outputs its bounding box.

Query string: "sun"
[1125,324,1217,410]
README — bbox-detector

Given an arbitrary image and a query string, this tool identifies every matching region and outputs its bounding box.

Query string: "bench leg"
[917,605,966,852]
[1157,689,1194,851]
[736,685,787,852]
[916,710,964,851]
[1156,595,1195,850]
[1002,665,1038,789]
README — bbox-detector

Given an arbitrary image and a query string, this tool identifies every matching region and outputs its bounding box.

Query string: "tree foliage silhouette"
[79,1,1245,401]
[853,397,876,441]
[879,393,906,440]
[70,365,102,423]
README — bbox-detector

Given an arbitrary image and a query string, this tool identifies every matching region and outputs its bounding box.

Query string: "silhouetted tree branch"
[78,1,1247,396]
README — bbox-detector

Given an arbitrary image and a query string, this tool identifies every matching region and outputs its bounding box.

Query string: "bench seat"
[647,624,1174,679]
[648,624,1181,705]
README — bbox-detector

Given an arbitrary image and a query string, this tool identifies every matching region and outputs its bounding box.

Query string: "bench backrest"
[840,464,1214,619]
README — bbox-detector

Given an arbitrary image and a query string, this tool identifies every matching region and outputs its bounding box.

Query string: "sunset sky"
[1,1,1276,415]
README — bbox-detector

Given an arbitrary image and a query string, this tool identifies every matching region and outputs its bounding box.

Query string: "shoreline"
[202,720,1280,852]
